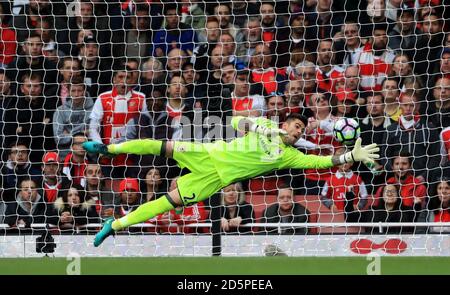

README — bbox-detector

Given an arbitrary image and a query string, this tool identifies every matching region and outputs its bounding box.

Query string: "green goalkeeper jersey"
[203,117,334,185]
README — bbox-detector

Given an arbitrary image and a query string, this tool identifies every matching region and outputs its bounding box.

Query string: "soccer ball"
[333,117,360,145]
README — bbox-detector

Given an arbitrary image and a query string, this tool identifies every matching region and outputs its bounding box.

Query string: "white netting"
[0,0,449,257]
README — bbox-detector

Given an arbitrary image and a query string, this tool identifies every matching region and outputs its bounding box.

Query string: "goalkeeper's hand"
[251,124,288,138]
[343,138,380,164]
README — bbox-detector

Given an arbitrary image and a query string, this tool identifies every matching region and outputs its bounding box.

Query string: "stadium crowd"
[0,0,449,234]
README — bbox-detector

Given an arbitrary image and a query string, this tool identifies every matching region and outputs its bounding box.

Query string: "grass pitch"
[0,257,448,275]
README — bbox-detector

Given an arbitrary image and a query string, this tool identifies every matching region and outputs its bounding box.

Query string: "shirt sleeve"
[281,148,334,170]
[89,97,104,143]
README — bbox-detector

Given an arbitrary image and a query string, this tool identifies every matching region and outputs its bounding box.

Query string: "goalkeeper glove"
[340,138,380,164]
[250,124,288,138]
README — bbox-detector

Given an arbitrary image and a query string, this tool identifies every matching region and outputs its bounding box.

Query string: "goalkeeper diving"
[83,114,379,247]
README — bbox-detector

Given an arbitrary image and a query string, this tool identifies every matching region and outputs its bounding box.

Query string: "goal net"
[0,0,449,258]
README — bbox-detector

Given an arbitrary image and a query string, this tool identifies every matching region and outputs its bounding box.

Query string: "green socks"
[108,139,163,156]
[112,195,175,231]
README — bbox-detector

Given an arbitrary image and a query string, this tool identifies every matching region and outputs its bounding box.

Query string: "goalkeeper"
[84,114,379,247]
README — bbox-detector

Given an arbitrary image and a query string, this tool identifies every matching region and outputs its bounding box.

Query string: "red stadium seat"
[248,177,286,195]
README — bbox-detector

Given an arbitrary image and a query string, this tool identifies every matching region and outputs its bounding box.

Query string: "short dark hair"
[9,140,29,150]
[372,22,389,33]
[394,150,413,165]
[365,91,384,102]
[285,113,308,126]
[182,62,194,71]
[58,57,80,70]
[163,3,181,15]
[61,184,87,204]
[21,72,42,83]
[69,76,85,88]
[25,31,42,42]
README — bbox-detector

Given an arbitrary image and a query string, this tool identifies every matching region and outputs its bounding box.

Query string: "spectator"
[261,186,310,235]
[89,63,147,177]
[0,69,13,155]
[181,0,206,33]
[143,168,165,202]
[359,92,392,190]
[39,152,70,204]
[293,61,317,104]
[7,32,58,95]
[315,39,345,93]
[53,76,94,159]
[125,58,141,91]
[191,17,220,76]
[331,88,357,119]
[381,90,441,182]
[58,0,113,58]
[230,1,259,28]
[0,141,41,203]
[52,184,100,230]
[114,178,143,219]
[426,76,450,130]
[381,78,401,122]
[35,17,62,64]
[132,87,175,178]
[334,21,362,66]
[320,147,368,222]
[4,178,49,228]
[213,3,243,43]
[53,57,83,106]
[363,184,417,234]
[352,22,395,91]
[182,62,198,99]
[391,54,422,90]
[441,127,450,173]
[283,79,313,118]
[421,13,446,76]
[124,3,152,61]
[0,3,16,67]
[259,1,290,67]
[194,16,219,50]
[78,35,112,98]
[250,43,287,95]
[220,183,255,233]
[306,0,344,41]
[4,73,57,164]
[236,16,262,65]
[218,33,237,63]
[359,0,395,38]
[139,57,165,98]
[284,12,316,64]
[418,178,450,233]
[220,63,236,86]
[164,74,193,140]
[231,69,265,117]
[374,151,427,209]
[388,8,427,71]
[9,0,51,43]
[193,55,232,140]
[301,92,338,195]
[62,134,89,186]
[70,28,93,57]
[83,163,116,219]
[152,3,197,57]
[166,48,187,80]
[265,93,288,123]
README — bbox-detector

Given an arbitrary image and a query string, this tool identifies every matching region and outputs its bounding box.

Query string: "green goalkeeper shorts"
[172,141,224,206]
